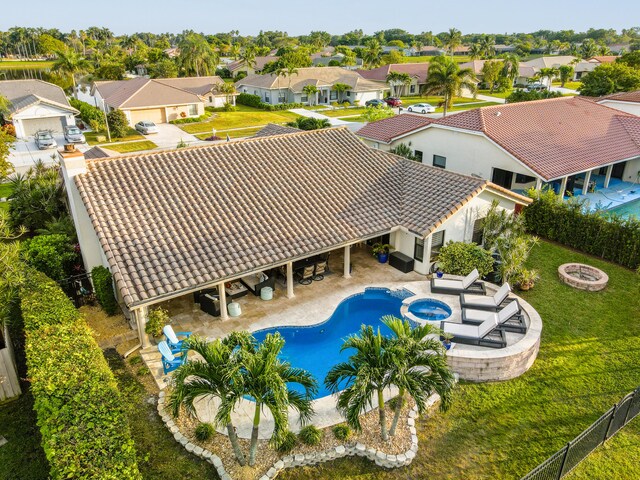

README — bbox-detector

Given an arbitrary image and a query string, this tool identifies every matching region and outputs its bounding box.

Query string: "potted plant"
[442,332,453,350]
[371,243,392,263]
[145,307,170,343]
[514,268,540,291]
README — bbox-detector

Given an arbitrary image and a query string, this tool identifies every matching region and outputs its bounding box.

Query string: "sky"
[2,0,639,36]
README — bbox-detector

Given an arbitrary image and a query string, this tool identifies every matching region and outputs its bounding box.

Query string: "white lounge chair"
[460,283,511,311]
[440,315,506,348]
[430,268,486,295]
[461,300,526,334]
[163,325,192,352]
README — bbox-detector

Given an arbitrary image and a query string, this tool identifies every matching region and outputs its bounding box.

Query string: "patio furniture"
[440,317,506,349]
[297,265,315,285]
[200,292,231,317]
[241,272,276,296]
[460,283,511,311]
[228,302,241,317]
[430,268,486,295]
[313,261,327,281]
[226,281,249,299]
[461,300,526,334]
[389,251,415,273]
[158,340,188,374]
[162,325,192,353]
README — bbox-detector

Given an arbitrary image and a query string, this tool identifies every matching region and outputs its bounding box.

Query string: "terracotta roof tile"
[252,124,300,137]
[75,128,493,307]
[600,90,640,104]
[356,114,434,143]
[357,64,429,84]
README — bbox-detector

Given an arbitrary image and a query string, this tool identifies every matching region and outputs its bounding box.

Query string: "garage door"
[129,108,166,125]
[22,116,65,136]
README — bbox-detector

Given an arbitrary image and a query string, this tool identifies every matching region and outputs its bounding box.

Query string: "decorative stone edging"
[558,263,608,292]
[156,390,435,480]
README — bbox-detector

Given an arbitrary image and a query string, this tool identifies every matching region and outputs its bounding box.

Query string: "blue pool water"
[605,198,640,219]
[252,288,413,399]
[407,299,452,321]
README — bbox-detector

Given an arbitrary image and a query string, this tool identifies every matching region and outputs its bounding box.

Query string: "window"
[410,84,416,94]
[278,93,286,103]
[188,104,198,116]
[346,91,351,97]
[301,95,308,102]
[433,155,446,169]
[515,173,536,184]
[254,90,258,95]
[264,94,270,102]
[330,90,338,100]
[414,150,423,162]
[492,168,513,189]
[430,230,445,260]
[208,96,213,103]
[472,218,484,245]
[414,237,424,262]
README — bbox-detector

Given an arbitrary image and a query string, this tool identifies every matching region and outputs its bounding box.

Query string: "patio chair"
[430,268,486,295]
[440,316,506,349]
[163,325,192,353]
[297,265,314,285]
[460,283,511,311]
[158,340,188,375]
[313,261,327,281]
[461,300,527,334]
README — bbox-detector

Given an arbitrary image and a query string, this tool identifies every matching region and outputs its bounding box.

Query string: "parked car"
[526,83,547,92]
[365,99,387,107]
[34,130,57,150]
[407,103,436,114]
[63,125,86,143]
[384,97,403,107]
[135,121,159,134]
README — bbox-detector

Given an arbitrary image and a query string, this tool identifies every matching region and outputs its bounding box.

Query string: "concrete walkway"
[474,94,506,104]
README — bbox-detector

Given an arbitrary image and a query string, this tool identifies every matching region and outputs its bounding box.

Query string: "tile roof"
[252,123,300,137]
[459,60,501,75]
[228,56,278,72]
[356,114,434,143]
[153,76,226,97]
[600,90,640,104]
[356,64,429,84]
[83,146,118,159]
[94,78,205,109]
[589,56,618,64]
[0,79,74,114]
[521,56,577,71]
[434,96,640,180]
[74,127,504,307]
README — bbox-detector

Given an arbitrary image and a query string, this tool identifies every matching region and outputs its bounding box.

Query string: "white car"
[407,103,436,114]
[135,121,159,135]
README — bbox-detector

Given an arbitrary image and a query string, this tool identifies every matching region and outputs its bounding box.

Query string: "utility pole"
[101,99,112,142]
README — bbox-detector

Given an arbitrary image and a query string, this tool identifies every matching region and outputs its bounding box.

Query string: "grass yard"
[105,140,157,153]
[400,96,480,107]
[0,182,12,199]
[194,126,265,140]
[552,81,582,90]
[477,89,513,99]
[323,107,369,118]
[0,60,54,69]
[338,116,366,123]
[280,240,640,480]
[85,127,145,146]
[179,106,300,134]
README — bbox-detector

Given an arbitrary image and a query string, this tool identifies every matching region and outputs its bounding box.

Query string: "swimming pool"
[252,287,414,399]
[605,198,640,219]
[407,298,452,321]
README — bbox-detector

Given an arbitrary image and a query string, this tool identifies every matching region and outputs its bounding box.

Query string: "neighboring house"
[358,97,640,197]
[417,45,445,56]
[227,56,278,75]
[514,65,538,86]
[235,67,385,106]
[597,90,640,116]
[77,76,231,126]
[458,60,501,86]
[312,54,363,69]
[573,56,619,81]
[518,56,578,87]
[0,79,79,138]
[164,47,180,58]
[59,127,528,344]
[356,63,429,96]
[494,44,516,54]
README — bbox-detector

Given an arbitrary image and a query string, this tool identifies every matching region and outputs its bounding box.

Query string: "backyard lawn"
[179,105,300,134]
[280,240,640,480]
[194,126,264,140]
[105,140,157,153]
[85,127,145,146]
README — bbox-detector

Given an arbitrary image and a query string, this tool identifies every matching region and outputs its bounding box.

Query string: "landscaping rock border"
[558,263,608,292]
[156,390,435,480]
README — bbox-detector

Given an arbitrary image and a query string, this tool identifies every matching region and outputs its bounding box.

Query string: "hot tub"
[407,298,452,321]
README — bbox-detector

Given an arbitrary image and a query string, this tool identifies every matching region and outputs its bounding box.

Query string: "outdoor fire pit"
[558,263,608,291]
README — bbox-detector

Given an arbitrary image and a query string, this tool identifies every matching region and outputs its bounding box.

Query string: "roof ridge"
[616,115,640,149]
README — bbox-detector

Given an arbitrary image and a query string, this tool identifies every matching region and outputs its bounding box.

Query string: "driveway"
[144,123,203,149]
[9,134,86,174]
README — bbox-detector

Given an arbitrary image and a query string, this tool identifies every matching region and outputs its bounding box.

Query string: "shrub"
[145,306,169,337]
[21,272,141,479]
[299,425,323,445]
[332,424,351,441]
[69,98,105,127]
[276,430,298,453]
[195,422,215,441]
[2,123,16,137]
[169,113,210,124]
[437,241,494,277]
[92,265,119,315]
[20,234,78,282]
[236,93,303,111]
[506,89,563,103]
[107,109,130,138]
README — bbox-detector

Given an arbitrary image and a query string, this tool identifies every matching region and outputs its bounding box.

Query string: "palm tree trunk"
[248,402,261,466]
[226,423,246,466]
[389,388,405,436]
[377,389,388,441]
[443,93,449,117]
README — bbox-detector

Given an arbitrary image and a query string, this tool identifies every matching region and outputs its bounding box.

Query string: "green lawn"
[552,81,582,90]
[85,127,145,146]
[477,89,513,99]
[179,106,300,134]
[0,182,12,199]
[280,240,640,479]
[0,60,54,69]
[399,96,480,107]
[105,140,157,153]
[338,116,366,123]
[194,126,264,140]
[323,107,369,118]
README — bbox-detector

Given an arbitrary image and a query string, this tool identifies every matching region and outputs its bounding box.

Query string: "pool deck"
[571,176,640,213]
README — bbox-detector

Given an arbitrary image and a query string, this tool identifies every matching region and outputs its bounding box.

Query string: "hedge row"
[69,98,105,126]
[22,271,141,479]
[92,265,119,315]
[523,190,640,269]
[236,92,303,111]
[169,113,211,124]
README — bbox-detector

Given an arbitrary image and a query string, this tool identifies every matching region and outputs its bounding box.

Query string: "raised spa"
[407,298,452,321]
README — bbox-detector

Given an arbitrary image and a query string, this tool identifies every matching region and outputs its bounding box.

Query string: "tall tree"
[331,82,350,103]
[481,60,504,92]
[363,39,383,68]
[558,65,574,87]
[302,84,319,106]
[469,43,483,60]
[500,53,520,85]
[480,34,496,58]
[238,46,257,72]
[444,28,462,56]
[536,67,558,87]
[178,33,218,77]
[51,48,91,93]
[424,56,477,116]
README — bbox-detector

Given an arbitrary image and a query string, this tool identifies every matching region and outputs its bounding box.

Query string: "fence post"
[604,404,618,442]
[557,442,571,480]
[623,390,636,425]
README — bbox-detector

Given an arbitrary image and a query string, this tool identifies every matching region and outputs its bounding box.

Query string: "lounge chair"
[313,261,327,281]
[461,300,526,334]
[158,340,188,374]
[297,265,314,285]
[430,268,486,295]
[440,316,506,349]
[163,325,192,353]
[460,283,511,311]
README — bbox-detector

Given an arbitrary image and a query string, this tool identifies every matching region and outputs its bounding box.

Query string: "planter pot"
[377,252,389,263]
[518,283,533,291]
[436,271,444,278]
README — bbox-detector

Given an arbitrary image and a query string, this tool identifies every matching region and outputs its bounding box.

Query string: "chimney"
[58,144,87,178]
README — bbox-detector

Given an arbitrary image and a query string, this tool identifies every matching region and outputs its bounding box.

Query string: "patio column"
[604,165,613,188]
[218,282,228,321]
[535,178,543,191]
[343,245,351,279]
[424,235,433,271]
[286,262,294,298]
[582,170,592,196]
[134,306,151,348]
[558,176,568,199]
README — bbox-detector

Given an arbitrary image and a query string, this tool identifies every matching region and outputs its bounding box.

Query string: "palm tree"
[217,82,237,106]
[168,334,249,465]
[178,33,218,77]
[240,333,317,466]
[479,35,496,59]
[424,56,477,117]
[444,28,462,56]
[326,325,393,441]
[469,43,483,60]
[558,65,574,87]
[536,67,558,88]
[238,47,257,72]
[381,317,455,436]
[385,72,411,97]
[285,65,299,97]
[363,39,382,68]
[332,82,350,103]
[500,53,520,85]
[302,84,319,105]
[580,39,598,59]
[52,48,91,93]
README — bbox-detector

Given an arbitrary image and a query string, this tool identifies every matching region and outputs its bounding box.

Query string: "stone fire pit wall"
[558,263,608,292]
